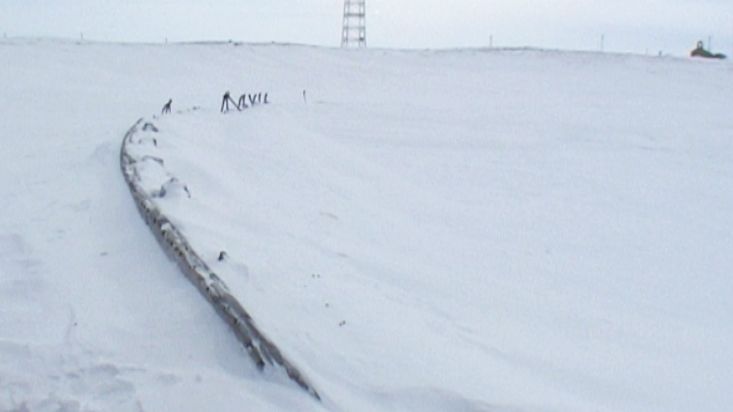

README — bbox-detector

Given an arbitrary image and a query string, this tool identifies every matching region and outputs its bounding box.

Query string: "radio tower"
[341,0,366,48]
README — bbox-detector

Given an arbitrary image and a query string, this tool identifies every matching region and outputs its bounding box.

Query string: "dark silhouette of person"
[691,40,727,59]
[161,99,172,114]
[221,91,237,112]
[238,94,249,109]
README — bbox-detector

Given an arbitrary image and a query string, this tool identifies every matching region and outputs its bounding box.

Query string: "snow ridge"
[119,118,321,401]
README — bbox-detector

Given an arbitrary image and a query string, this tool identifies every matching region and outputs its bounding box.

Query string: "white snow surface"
[1,39,732,411]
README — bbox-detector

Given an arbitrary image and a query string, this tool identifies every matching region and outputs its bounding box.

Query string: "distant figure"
[238,94,249,110]
[302,89,307,104]
[690,40,727,59]
[263,93,269,104]
[221,91,237,112]
[161,98,172,115]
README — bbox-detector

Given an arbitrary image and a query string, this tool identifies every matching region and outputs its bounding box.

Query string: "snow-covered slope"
[1,39,732,411]
[0,40,328,412]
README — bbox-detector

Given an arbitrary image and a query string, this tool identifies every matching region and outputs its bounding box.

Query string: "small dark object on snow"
[153,177,190,199]
[218,251,228,261]
[690,41,726,59]
[221,91,238,112]
[238,94,249,109]
[161,98,172,114]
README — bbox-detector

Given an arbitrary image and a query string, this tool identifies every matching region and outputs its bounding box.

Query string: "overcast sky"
[1,0,730,55]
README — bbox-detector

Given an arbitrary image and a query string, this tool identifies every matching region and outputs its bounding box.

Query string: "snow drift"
[120,117,319,399]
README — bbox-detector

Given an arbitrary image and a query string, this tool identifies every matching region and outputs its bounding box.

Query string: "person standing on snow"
[221,91,236,112]
[238,93,249,110]
[161,98,172,114]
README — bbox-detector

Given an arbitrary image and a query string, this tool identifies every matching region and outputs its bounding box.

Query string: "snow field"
[1,39,732,411]
[133,48,732,410]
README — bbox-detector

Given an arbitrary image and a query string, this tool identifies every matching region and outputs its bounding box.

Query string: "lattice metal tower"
[341,0,366,48]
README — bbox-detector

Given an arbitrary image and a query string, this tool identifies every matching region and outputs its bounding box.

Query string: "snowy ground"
[1,39,732,411]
